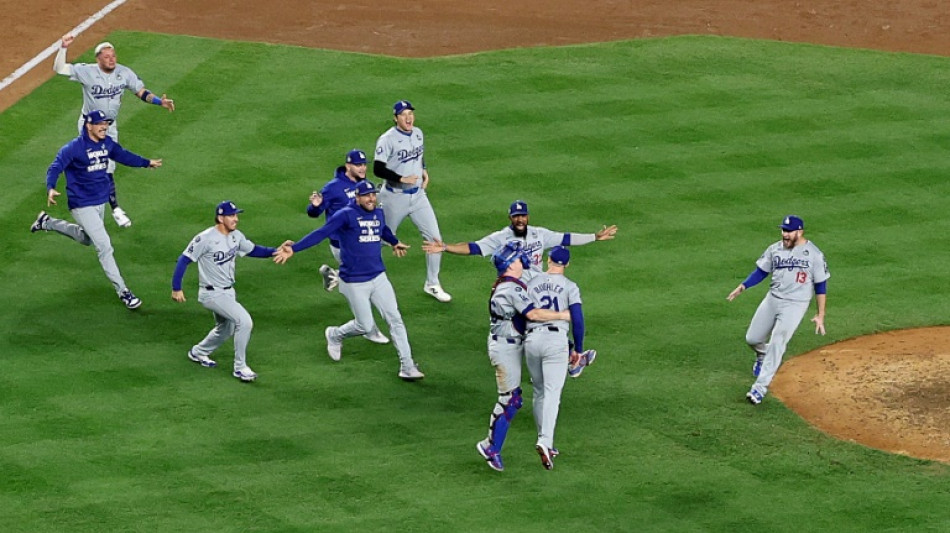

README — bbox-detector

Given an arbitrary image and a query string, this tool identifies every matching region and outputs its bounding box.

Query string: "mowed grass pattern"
[1,33,950,531]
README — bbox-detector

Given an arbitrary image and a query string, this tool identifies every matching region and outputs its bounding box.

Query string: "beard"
[511,224,527,238]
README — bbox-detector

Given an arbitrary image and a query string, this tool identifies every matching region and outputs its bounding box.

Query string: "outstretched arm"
[135,88,175,112]
[421,239,480,256]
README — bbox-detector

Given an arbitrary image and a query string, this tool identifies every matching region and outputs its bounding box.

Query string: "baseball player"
[53,35,175,228]
[306,149,389,345]
[422,200,618,280]
[30,110,162,309]
[171,201,282,382]
[476,242,571,472]
[727,215,829,405]
[373,100,451,303]
[274,180,425,382]
[524,246,593,470]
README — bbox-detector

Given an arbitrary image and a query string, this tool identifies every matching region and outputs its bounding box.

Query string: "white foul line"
[0,0,130,93]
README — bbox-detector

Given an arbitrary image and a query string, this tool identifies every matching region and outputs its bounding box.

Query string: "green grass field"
[2,32,950,531]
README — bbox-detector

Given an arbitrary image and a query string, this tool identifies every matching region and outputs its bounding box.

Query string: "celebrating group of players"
[30,35,829,472]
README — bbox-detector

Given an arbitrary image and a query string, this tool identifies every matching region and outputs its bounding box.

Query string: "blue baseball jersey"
[46,130,150,209]
[306,166,361,247]
[291,204,399,283]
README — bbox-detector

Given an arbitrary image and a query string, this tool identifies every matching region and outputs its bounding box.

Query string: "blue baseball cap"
[549,246,570,266]
[778,215,804,231]
[509,200,529,216]
[85,110,113,124]
[354,180,377,196]
[216,201,244,216]
[393,100,415,115]
[346,149,367,164]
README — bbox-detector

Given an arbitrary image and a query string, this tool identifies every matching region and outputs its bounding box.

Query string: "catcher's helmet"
[493,241,530,275]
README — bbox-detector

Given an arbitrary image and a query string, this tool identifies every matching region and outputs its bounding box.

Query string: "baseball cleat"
[398,363,425,381]
[325,326,342,361]
[232,366,258,382]
[30,211,50,233]
[318,264,339,292]
[423,283,452,303]
[568,349,597,378]
[112,207,132,228]
[746,388,764,405]
[363,328,390,344]
[187,350,217,368]
[536,443,555,470]
[119,288,142,309]
[476,441,504,472]
[752,357,764,378]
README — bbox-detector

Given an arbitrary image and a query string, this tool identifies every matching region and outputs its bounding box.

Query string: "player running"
[374,100,451,303]
[171,201,284,383]
[30,110,162,309]
[53,35,175,228]
[275,181,425,382]
[306,149,389,344]
[727,215,830,405]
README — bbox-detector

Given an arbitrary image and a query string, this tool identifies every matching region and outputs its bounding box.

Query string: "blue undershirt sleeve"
[468,243,482,255]
[247,245,276,258]
[569,303,585,352]
[171,255,193,291]
[814,280,827,295]
[742,268,769,289]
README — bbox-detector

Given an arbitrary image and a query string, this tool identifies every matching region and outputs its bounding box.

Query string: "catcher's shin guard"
[487,387,523,454]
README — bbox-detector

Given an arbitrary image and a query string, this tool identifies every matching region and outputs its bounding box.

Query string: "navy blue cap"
[549,246,570,265]
[393,100,414,115]
[508,200,529,216]
[346,149,367,164]
[216,201,244,216]
[779,215,804,231]
[354,181,377,196]
[85,110,113,124]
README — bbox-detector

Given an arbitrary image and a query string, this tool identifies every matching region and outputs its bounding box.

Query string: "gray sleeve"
[235,231,255,257]
[119,65,145,94]
[183,233,206,262]
[474,229,510,257]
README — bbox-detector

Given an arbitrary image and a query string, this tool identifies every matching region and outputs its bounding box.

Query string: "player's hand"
[421,239,446,254]
[392,242,409,257]
[569,350,581,367]
[309,191,323,208]
[273,245,294,264]
[61,35,74,48]
[421,169,430,189]
[160,94,175,112]
[400,174,420,185]
[595,224,618,241]
[726,284,745,301]
[171,290,186,303]
[47,188,60,206]
[148,159,163,168]
[811,314,826,335]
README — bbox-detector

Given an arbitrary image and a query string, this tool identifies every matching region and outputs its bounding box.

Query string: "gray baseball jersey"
[375,125,425,190]
[488,278,533,394]
[67,62,145,123]
[477,226,567,273]
[182,227,256,289]
[756,240,830,301]
[525,272,581,331]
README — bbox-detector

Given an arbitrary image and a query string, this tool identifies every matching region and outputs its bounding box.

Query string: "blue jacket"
[292,204,398,283]
[305,166,361,247]
[46,129,150,209]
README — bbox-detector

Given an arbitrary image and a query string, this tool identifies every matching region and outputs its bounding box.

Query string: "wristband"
[151,96,163,105]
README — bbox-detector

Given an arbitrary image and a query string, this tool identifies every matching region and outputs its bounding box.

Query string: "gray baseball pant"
[333,272,414,366]
[46,204,127,294]
[524,328,569,449]
[378,188,443,287]
[192,287,253,371]
[746,294,809,396]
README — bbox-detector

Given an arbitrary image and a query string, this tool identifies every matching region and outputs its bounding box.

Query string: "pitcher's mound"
[772,326,950,463]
